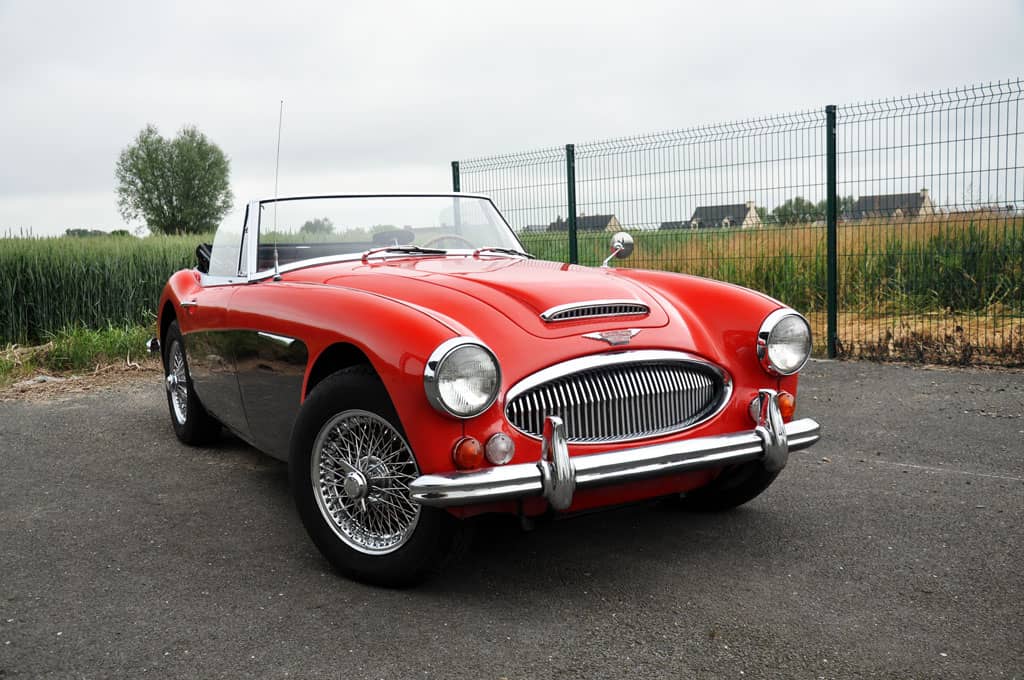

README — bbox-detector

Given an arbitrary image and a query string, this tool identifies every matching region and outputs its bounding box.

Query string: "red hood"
[282,256,670,338]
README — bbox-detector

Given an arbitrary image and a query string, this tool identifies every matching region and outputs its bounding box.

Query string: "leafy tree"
[115,124,233,234]
[771,196,823,225]
[300,217,334,235]
[64,228,107,237]
[810,196,856,219]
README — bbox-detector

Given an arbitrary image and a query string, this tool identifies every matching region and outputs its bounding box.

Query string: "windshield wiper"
[472,246,534,259]
[361,245,448,262]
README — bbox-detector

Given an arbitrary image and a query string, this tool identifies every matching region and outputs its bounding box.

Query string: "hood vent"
[540,299,650,323]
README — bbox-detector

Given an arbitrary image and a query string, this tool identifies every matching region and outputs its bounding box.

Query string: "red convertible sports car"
[153,193,820,586]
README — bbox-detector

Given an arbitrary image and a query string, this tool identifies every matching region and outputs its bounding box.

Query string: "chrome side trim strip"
[257,331,296,347]
[540,299,650,322]
[410,400,819,508]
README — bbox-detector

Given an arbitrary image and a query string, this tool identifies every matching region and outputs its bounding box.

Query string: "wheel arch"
[160,300,177,342]
[304,342,375,399]
[158,300,177,369]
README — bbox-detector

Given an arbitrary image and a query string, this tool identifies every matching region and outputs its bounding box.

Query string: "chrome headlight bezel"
[424,337,501,419]
[757,309,812,376]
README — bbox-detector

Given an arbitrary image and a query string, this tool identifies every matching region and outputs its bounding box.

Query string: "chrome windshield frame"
[230,193,524,283]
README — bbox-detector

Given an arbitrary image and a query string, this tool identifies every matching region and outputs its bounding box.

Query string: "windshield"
[255,195,523,272]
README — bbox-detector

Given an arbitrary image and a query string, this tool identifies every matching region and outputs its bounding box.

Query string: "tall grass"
[521,213,1024,316]
[0,324,155,386]
[1,214,1021,353]
[0,234,202,345]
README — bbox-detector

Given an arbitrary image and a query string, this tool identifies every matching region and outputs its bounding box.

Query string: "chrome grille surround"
[540,299,650,322]
[504,350,731,444]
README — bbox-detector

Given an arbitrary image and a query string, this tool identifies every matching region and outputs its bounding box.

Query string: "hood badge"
[583,329,641,346]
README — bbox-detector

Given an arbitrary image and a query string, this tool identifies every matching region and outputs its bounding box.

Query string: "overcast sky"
[1,0,1021,235]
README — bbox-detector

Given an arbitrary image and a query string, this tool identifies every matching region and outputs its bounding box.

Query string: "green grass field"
[0,233,202,346]
[1,212,1020,365]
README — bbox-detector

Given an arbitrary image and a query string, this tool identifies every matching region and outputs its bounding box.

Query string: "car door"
[181,283,251,439]
[227,284,309,461]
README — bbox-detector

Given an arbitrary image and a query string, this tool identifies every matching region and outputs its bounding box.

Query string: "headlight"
[757,309,811,375]
[424,338,501,418]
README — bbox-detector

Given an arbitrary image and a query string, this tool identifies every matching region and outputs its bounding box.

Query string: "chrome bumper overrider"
[409,389,820,511]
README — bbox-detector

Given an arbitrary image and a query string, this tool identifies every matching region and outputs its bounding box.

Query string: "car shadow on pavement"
[179,429,811,595]
[420,498,808,595]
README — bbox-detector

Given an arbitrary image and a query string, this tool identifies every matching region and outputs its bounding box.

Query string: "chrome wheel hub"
[343,470,369,499]
[166,341,189,425]
[311,410,421,555]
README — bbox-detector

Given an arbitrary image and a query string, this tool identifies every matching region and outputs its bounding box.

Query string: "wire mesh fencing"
[834,82,1023,364]
[455,79,1023,366]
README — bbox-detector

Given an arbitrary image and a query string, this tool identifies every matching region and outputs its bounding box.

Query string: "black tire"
[162,320,220,445]
[673,461,780,512]
[289,366,464,587]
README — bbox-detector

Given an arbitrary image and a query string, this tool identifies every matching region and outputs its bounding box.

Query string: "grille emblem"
[583,329,641,346]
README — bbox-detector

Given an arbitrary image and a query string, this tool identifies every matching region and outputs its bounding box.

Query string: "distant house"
[548,214,622,232]
[520,224,549,233]
[851,189,934,219]
[662,201,761,230]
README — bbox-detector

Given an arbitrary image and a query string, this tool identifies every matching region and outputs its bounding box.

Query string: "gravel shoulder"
[1,360,1022,679]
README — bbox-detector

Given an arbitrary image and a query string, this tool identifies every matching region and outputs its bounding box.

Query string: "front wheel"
[289,366,464,587]
[162,320,220,445]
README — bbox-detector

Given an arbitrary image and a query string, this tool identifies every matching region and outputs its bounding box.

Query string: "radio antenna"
[272,99,284,280]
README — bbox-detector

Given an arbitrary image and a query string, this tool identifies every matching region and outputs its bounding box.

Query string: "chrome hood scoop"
[540,300,651,322]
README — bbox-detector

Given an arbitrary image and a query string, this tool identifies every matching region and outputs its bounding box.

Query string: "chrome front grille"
[540,299,650,322]
[505,351,729,444]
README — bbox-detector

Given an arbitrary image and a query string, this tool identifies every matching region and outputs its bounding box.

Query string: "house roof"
[851,192,929,216]
[549,214,618,231]
[577,214,616,230]
[689,204,752,225]
[658,220,688,230]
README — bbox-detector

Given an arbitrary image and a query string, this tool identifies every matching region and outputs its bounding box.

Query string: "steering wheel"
[423,234,474,249]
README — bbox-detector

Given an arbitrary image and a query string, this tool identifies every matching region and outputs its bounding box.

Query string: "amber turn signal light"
[452,436,484,469]
[777,391,796,420]
[748,391,796,423]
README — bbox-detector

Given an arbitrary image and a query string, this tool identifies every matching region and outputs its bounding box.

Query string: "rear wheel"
[162,320,220,445]
[673,461,780,512]
[290,366,464,587]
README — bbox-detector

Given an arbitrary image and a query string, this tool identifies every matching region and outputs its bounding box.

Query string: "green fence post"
[825,105,838,359]
[451,161,460,192]
[566,144,578,265]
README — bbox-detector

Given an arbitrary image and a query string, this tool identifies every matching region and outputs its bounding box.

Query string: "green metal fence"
[454,79,1024,366]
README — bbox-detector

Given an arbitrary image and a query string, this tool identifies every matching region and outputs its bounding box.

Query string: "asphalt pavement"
[1,360,1022,679]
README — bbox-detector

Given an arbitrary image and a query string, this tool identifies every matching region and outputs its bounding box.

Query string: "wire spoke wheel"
[166,340,189,425]
[311,409,421,555]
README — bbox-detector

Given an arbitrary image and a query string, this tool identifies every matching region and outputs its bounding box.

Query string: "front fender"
[227,281,466,474]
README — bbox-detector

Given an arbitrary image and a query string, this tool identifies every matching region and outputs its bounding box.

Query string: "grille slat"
[506,360,726,443]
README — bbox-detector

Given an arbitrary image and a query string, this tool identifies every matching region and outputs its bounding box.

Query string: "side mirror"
[602,232,634,267]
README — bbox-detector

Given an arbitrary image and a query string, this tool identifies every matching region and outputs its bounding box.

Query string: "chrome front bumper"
[409,389,820,511]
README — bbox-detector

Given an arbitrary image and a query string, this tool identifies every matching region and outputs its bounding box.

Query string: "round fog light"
[485,433,515,465]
